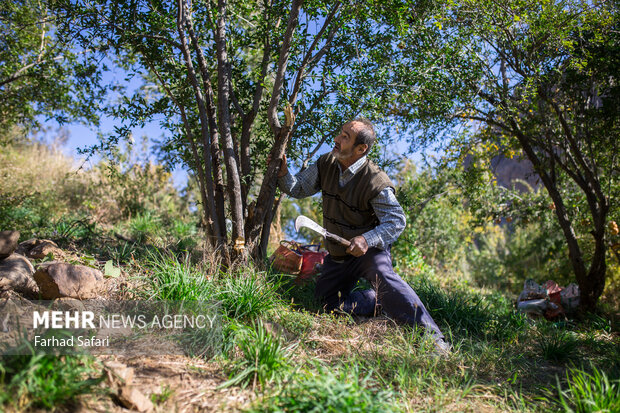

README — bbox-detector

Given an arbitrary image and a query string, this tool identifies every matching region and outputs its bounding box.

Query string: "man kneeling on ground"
[269,118,451,355]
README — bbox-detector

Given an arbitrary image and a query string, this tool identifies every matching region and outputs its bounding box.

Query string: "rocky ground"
[0,230,256,412]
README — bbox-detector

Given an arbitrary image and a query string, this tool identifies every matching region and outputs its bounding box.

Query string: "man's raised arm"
[267,154,321,199]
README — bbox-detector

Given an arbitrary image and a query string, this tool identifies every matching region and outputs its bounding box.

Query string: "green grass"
[150,384,175,405]
[0,352,103,410]
[129,211,161,242]
[138,251,211,301]
[276,308,316,338]
[247,364,401,412]
[550,366,620,412]
[409,277,528,340]
[537,327,579,363]
[214,270,283,320]
[222,320,293,389]
[45,218,97,242]
[170,220,198,251]
[106,240,135,265]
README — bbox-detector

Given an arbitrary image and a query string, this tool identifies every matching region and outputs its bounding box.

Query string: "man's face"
[333,121,365,161]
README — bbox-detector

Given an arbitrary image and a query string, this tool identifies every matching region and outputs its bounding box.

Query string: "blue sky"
[41,58,427,192]
[41,63,191,188]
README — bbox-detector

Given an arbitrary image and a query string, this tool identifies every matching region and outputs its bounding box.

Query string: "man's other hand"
[266,153,288,178]
[346,236,368,257]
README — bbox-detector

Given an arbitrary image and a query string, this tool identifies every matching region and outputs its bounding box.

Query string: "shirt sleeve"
[277,162,321,199]
[362,187,407,250]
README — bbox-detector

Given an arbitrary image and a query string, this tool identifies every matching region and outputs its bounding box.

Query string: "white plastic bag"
[560,283,580,311]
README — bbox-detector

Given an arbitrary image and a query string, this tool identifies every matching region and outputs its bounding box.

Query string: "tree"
[60,0,401,261]
[377,0,619,309]
[0,0,105,133]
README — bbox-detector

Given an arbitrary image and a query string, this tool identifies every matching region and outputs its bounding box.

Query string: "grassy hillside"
[0,136,618,412]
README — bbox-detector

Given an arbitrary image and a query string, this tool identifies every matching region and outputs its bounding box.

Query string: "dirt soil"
[82,355,254,413]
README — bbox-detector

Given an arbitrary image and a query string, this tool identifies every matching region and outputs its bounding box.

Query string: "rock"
[0,254,38,295]
[0,231,20,259]
[118,386,153,412]
[104,361,135,386]
[15,238,38,256]
[51,297,87,312]
[33,263,103,299]
[15,239,63,259]
[28,240,62,259]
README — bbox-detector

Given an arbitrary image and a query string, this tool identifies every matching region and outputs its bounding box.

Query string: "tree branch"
[267,0,303,131]
[288,1,341,105]
[142,57,214,241]
[0,54,65,88]
[546,94,606,206]
[302,127,338,169]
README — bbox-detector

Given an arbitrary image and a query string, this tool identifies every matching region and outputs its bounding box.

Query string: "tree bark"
[176,0,222,247]
[184,10,227,245]
[259,194,284,259]
[215,0,245,248]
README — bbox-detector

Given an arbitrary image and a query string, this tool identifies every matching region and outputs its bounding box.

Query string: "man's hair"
[351,117,376,155]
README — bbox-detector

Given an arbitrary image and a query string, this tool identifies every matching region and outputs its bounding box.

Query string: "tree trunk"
[215,0,245,249]
[186,122,214,245]
[513,126,606,310]
[258,194,284,260]
[185,11,227,245]
[246,129,291,257]
[246,0,302,258]
[240,116,253,208]
[176,0,222,247]
[581,197,609,309]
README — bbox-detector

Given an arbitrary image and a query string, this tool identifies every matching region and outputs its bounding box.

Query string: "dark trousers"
[315,247,444,339]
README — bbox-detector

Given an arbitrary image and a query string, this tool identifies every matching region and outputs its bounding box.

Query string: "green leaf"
[82,255,97,268]
[104,260,121,278]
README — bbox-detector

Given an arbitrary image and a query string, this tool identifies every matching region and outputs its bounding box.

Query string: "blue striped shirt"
[278,155,406,250]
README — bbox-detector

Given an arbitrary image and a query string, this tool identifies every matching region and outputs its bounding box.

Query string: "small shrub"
[215,271,281,320]
[171,220,198,251]
[150,384,174,405]
[537,328,578,363]
[129,211,161,242]
[139,252,211,301]
[171,220,196,239]
[247,365,400,412]
[223,320,292,388]
[550,366,620,412]
[43,218,97,242]
[277,309,315,338]
[106,241,135,265]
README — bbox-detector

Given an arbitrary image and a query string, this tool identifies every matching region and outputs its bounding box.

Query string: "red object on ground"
[270,241,303,275]
[543,280,565,319]
[295,245,327,285]
[543,280,563,305]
